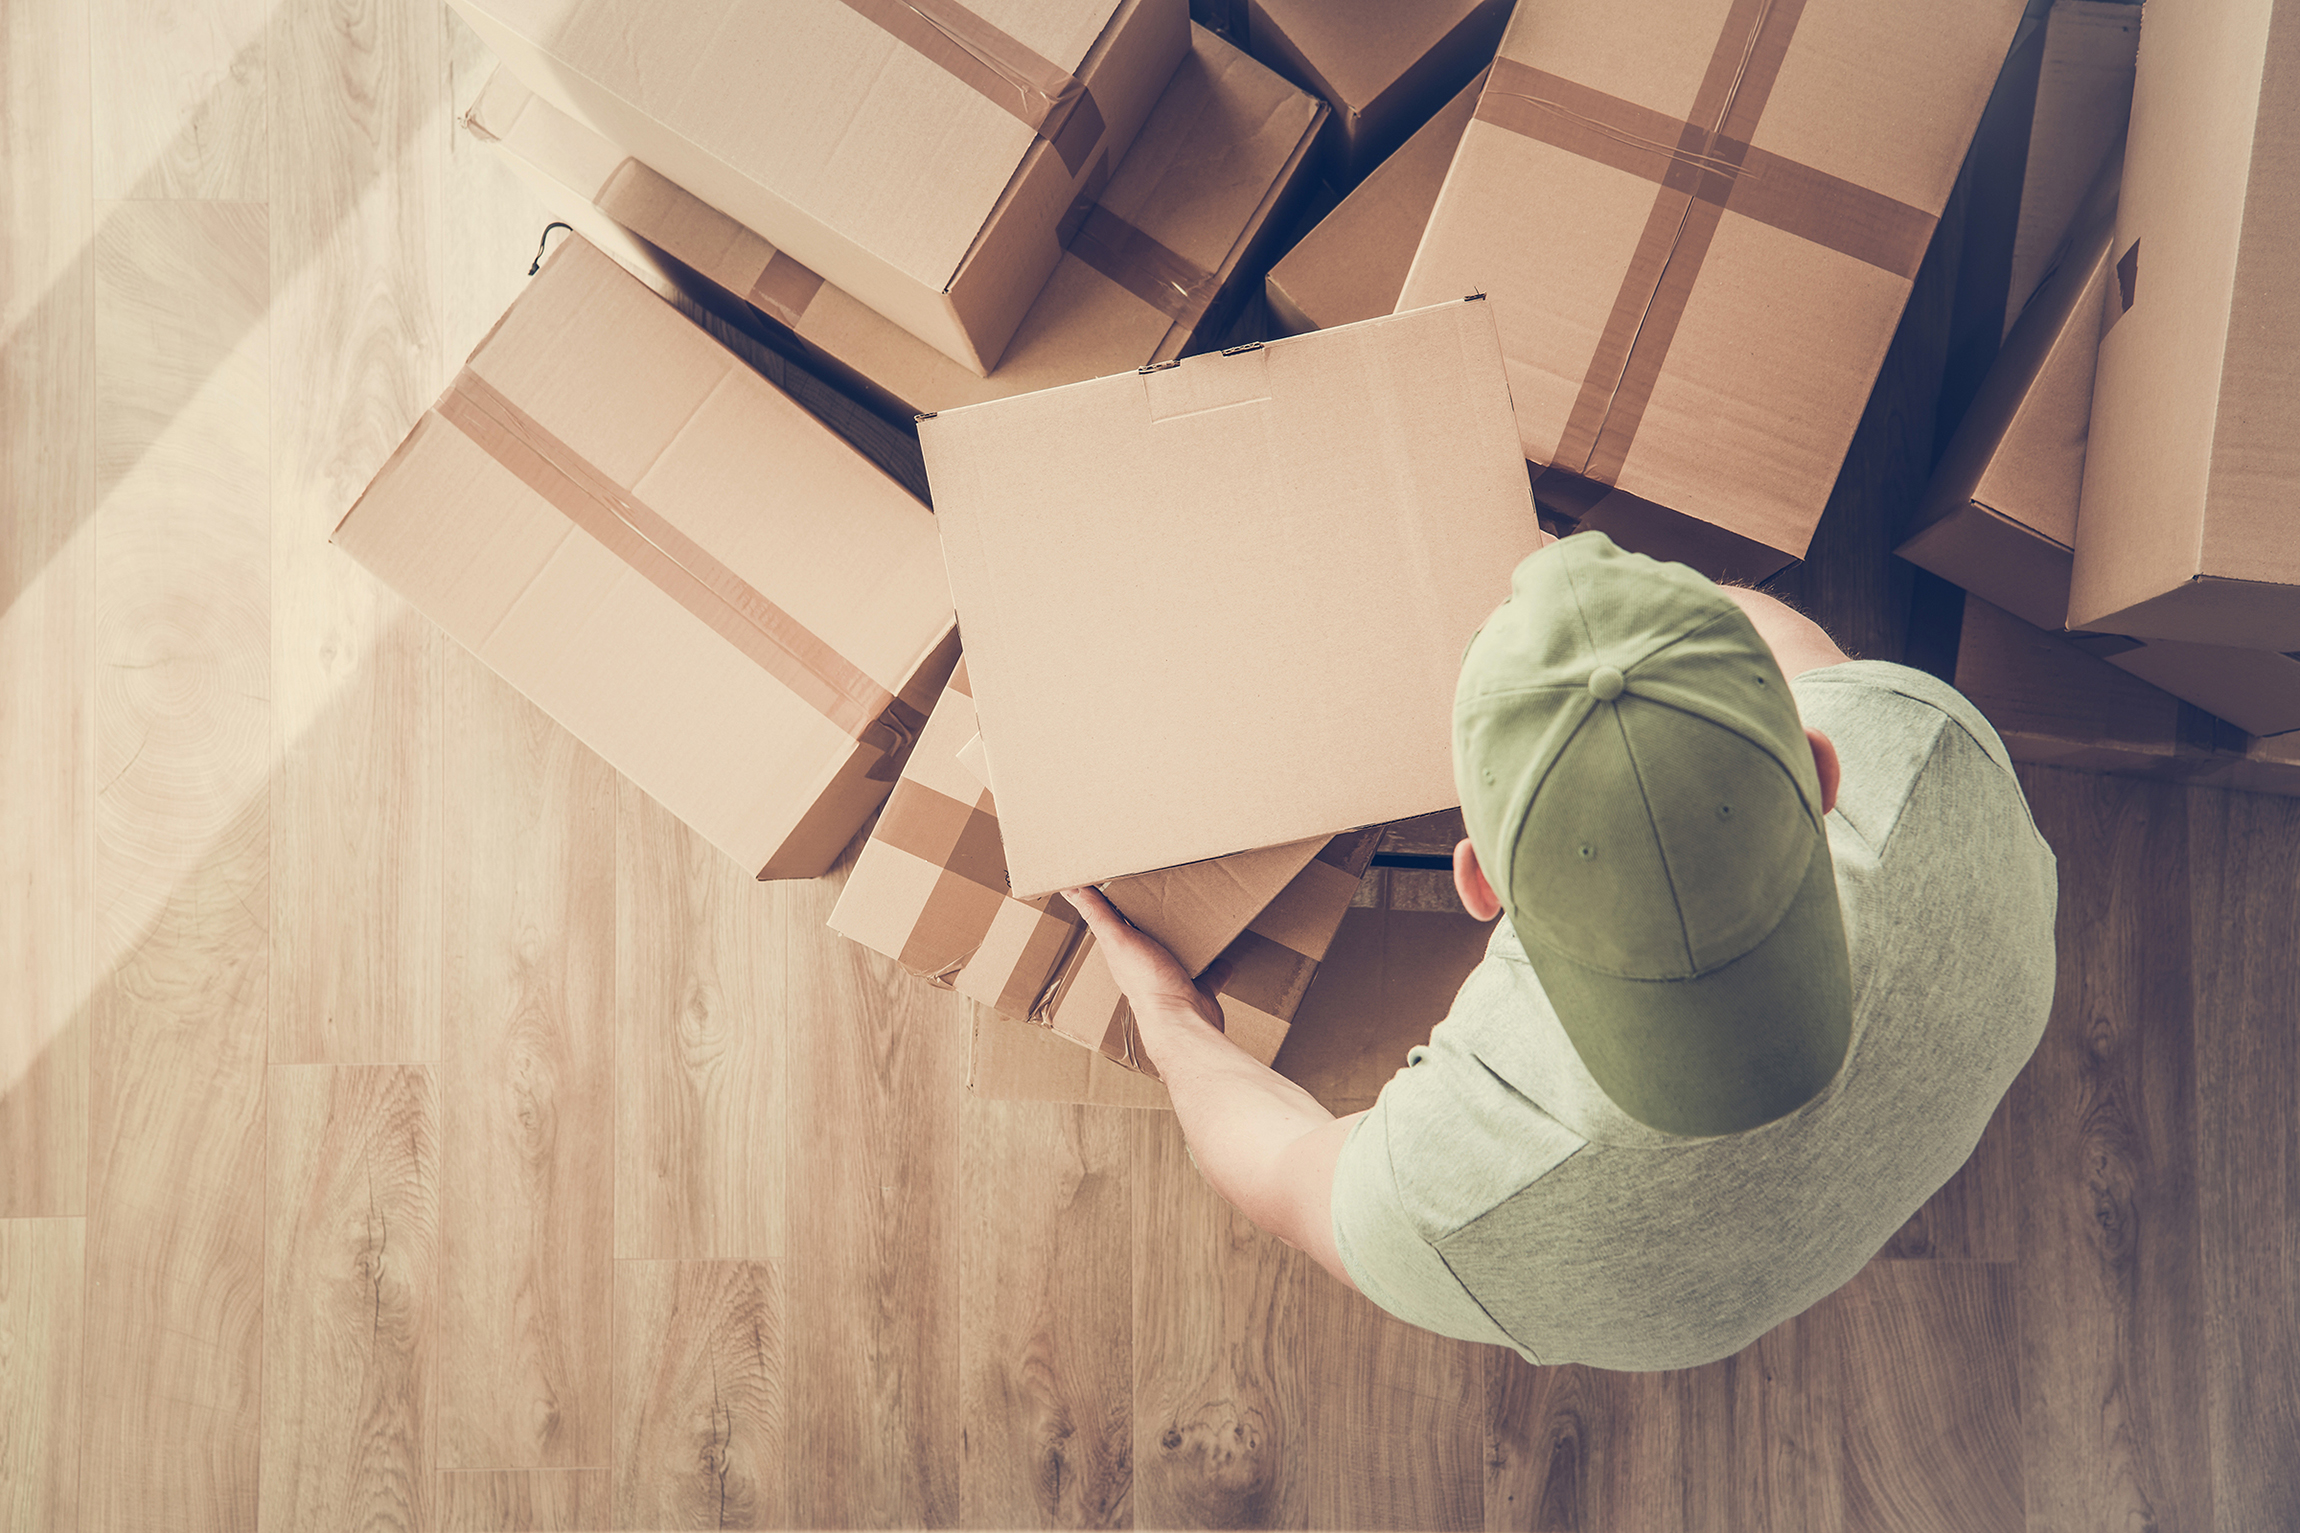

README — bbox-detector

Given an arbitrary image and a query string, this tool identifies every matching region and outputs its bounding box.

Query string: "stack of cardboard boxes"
[329,0,2298,1113]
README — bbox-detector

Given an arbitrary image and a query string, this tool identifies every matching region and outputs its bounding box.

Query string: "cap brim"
[1514,834,1853,1137]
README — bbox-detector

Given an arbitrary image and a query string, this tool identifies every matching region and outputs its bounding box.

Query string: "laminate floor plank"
[436,1469,611,1531]
[958,1097,1133,1529]
[0,1219,84,1531]
[259,1064,440,1533]
[1880,1092,2018,1261]
[613,1259,785,1530]
[80,194,273,1533]
[90,0,267,199]
[2014,767,2212,1533]
[438,655,617,1471]
[265,0,445,1067]
[0,0,95,1220]
[2188,786,2300,1533]
[1483,1357,1615,1533]
[615,787,786,1262]
[781,864,968,1527]
[1300,1279,1489,1532]
[1131,1110,1306,1531]
[1829,1261,2024,1533]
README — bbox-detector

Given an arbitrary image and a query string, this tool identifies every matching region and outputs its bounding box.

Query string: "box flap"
[2004,0,2139,329]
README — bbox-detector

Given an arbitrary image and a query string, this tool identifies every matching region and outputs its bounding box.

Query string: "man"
[1065,531,2059,1370]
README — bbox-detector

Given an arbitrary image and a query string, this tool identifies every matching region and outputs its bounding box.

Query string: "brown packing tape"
[748,253,827,332]
[434,368,909,751]
[1475,1,1936,488]
[1068,203,1218,329]
[830,0,1103,173]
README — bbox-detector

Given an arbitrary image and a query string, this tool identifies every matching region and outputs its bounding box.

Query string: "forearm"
[1135,997,1334,1221]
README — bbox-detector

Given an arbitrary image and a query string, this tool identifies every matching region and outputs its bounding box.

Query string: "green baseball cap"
[1454,532,1851,1137]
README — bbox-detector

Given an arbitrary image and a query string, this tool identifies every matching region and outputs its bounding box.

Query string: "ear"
[1453,838,1504,922]
[1807,727,1840,817]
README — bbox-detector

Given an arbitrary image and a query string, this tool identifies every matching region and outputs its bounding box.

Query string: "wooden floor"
[4,1,2297,1529]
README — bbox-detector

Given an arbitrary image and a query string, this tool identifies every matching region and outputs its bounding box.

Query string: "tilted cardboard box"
[1263,67,1482,337]
[2069,0,2300,648]
[1398,0,2026,570]
[2003,0,2139,334]
[919,298,1542,895]
[1244,0,1509,184]
[827,659,1332,1022]
[449,0,1190,375]
[465,28,1324,420]
[334,236,959,880]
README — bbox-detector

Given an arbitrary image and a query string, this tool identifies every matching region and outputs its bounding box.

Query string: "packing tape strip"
[832,0,1105,174]
[748,252,827,332]
[1474,0,1933,488]
[1068,202,1219,332]
[436,367,911,752]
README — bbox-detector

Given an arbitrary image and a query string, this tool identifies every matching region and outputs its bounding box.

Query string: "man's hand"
[1061,884,1226,1035]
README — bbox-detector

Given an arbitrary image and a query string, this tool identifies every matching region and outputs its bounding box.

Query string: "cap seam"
[1612,703,1699,973]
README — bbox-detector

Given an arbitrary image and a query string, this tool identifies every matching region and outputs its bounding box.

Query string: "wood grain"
[2188,785,2300,1532]
[1880,1092,2018,1261]
[80,194,272,1533]
[1484,1358,1616,1532]
[436,1469,611,1531]
[265,0,445,1067]
[959,1098,1133,1528]
[260,1065,440,1533]
[91,0,267,199]
[613,1260,785,1529]
[438,655,616,1471]
[0,1219,84,1531]
[2015,767,2212,1533]
[780,862,968,1525]
[1301,1280,1489,1531]
[1830,1262,2023,1533]
[1131,1110,1305,1530]
[615,786,786,1262]
[0,0,95,1219]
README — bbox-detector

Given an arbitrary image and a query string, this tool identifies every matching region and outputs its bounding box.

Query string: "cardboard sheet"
[920,298,1542,895]
[449,0,1189,373]
[1399,0,2027,565]
[1245,0,1509,182]
[2068,0,2300,647]
[333,235,958,880]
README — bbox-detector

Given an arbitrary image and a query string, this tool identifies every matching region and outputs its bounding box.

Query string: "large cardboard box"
[1263,67,1482,337]
[828,659,1333,1021]
[919,298,1542,894]
[449,0,1190,376]
[334,236,959,879]
[466,29,1324,420]
[2068,0,2300,648]
[1397,0,2026,569]
[2003,0,2140,331]
[1245,0,1510,184]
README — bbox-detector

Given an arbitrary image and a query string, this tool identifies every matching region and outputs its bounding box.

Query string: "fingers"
[1060,884,1115,930]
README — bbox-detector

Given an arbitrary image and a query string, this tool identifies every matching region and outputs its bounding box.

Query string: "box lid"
[334,236,952,874]
[460,0,1125,290]
[920,298,1541,894]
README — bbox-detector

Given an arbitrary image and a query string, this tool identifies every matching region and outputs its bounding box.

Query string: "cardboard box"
[1955,595,2300,793]
[466,29,1324,420]
[1246,0,1510,185]
[1397,0,2027,569]
[828,659,1334,1022]
[1263,67,1482,337]
[919,297,1542,895]
[449,0,1190,376]
[2069,0,2300,647]
[967,829,1384,1107]
[2004,0,2140,332]
[333,235,959,880]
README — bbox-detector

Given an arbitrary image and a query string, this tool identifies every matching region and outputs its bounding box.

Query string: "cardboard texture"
[2069,0,2300,648]
[448,0,1191,375]
[2004,0,2140,332]
[333,236,959,880]
[1957,595,2300,794]
[2090,637,2300,738]
[1263,67,1482,337]
[919,298,1542,895]
[1398,0,2027,566]
[470,31,1322,419]
[1246,0,1510,184]
[966,829,1384,1107]
[827,659,1337,1030]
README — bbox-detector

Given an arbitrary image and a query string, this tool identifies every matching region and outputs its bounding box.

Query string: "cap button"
[1587,665,1625,702]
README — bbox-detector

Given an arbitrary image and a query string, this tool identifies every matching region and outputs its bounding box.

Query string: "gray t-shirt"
[1330,661,2060,1370]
